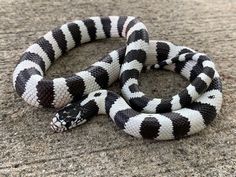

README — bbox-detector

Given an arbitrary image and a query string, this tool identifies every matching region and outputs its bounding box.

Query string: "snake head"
[51,91,105,132]
[50,103,87,132]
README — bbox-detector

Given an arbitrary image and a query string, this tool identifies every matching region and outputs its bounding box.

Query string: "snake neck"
[75,90,136,125]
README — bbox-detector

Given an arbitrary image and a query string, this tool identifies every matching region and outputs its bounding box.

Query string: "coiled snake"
[13,16,223,140]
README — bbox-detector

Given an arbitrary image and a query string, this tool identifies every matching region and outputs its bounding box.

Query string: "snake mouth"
[50,114,67,133]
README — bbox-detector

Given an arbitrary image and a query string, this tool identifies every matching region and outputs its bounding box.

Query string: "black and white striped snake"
[13,16,223,140]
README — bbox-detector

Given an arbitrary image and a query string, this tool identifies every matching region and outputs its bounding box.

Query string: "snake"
[12,16,223,140]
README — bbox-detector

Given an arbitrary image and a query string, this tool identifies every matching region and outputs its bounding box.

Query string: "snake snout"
[50,113,68,132]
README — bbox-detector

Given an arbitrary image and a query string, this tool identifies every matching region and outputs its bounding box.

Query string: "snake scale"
[13,16,223,140]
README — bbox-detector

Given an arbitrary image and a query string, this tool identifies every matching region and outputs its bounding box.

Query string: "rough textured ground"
[0,0,236,176]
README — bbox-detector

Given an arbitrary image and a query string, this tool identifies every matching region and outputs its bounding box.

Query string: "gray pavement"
[0,0,236,176]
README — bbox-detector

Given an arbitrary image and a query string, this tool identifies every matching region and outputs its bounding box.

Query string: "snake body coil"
[13,16,223,140]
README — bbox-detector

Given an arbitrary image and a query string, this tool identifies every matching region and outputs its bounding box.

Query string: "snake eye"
[94,92,102,97]
[208,95,215,99]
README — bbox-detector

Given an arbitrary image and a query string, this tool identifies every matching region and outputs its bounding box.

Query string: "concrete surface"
[0,0,236,176]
